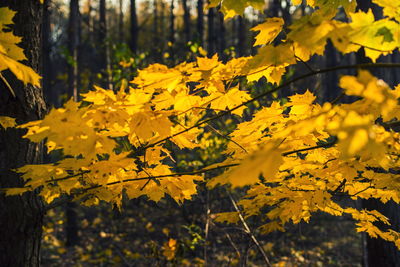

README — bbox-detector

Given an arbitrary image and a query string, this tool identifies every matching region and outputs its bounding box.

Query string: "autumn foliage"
[2,0,400,251]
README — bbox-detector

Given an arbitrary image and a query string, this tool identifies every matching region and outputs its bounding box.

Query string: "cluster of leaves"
[2,0,400,250]
[0,7,40,96]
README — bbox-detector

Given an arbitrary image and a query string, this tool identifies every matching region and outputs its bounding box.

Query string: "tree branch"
[141,63,400,152]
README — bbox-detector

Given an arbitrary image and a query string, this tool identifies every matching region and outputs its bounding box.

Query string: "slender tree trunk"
[217,8,226,59]
[130,0,138,53]
[324,40,339,102]
[169,0,175,59]
[270,0,280,17]
[152,0,160,61]
[182,0,190,44]
[65,202,79,247]
[68,0,80,101]
[42,0,55,106]
[197,0,204,45]
[66,0,81,249]
[86,0,94,45]
[237,15,246,57]
[99,0,112,89]
[119,0,124,43]
[0,0,46,266]
[207,7,216,56]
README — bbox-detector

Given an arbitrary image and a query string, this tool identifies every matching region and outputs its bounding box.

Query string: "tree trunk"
[42,0,55,106]
[217,8,226,59]
[197,0,204,45]
[0,0,46,266]
[130,0,138,53]
[68,0,80,101]
[182,0,191,44]
[169,0,175,59]
[66,0,81,249]
[99,0,112,90]
[207,7,216,56]
[237,15,246,57]
[324,40,339,102]
[152,0,160,61]
[119,0,124,43]
[363,200,400,267]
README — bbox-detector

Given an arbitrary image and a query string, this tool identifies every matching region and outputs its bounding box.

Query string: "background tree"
[130,0,138,53]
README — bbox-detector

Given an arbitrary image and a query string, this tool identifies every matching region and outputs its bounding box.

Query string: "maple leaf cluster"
[2,0,400,248]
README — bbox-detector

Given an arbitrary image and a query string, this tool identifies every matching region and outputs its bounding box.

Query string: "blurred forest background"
[39,0,399,265]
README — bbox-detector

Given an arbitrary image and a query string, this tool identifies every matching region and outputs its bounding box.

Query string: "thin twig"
[0,73,16,97]
[282,138,337,156]
[227,192,272,267]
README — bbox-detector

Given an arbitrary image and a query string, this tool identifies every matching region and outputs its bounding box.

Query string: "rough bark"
[130,0,138,53]
[0,0,46,266]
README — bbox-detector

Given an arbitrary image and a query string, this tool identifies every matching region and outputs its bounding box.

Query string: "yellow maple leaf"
[0,116,16,129]
[251,18,284,46]
[372,0,400,20]
[5,187,30,196]
[212,142,284,187]
[213,212,240,224]
[209,86,250,115]
[0,7,41,88]
[246,43,296,84]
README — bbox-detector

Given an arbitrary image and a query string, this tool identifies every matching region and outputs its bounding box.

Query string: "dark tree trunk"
[152,0,160,61]
[324,40,339,102]
[237,15,246,57]
[196,0,204,45]
[99,0,112,89]
[68,0,80,101]
[119,0,124,43]
[207,7,216,56]
[269,0,280,17]
[169,0,175,59]
[182,0,191,44]
[66,0,81,248]
[130,0,138,53]
[65,202,79,247]
[0,0,46,266]
[363,200,400,267]
[217,8,226,59]
[86,0,94,45]
[42,0,55,106]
